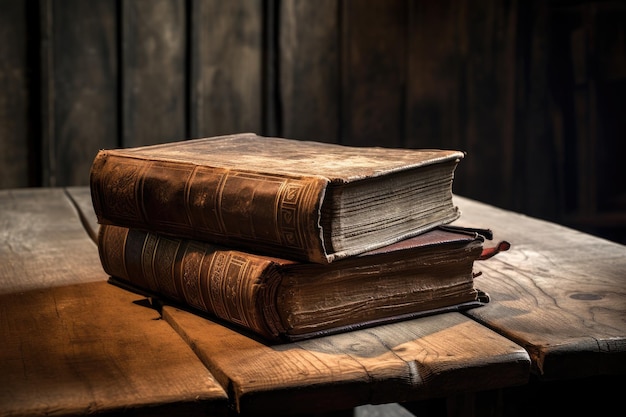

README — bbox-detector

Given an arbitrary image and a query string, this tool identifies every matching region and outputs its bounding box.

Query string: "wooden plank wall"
[0,0,624,244]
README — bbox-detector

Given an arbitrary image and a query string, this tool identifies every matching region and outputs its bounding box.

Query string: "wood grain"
[454,195,626,379]
[6,186,623,415]
[0,281,228,417]
[0,188,106,294]
[42,0,118,186]
[190,0,263,138]
[279,0,340,143]
[122,0,187,147]
[0,187,228,416]
[163,306,529,415]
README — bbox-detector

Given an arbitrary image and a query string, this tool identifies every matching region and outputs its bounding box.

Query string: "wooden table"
[1,187,624,417]
[453,197,626,416]
[0,188,228,417]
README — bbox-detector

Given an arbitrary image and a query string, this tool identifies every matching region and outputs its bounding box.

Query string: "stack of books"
[90,133,507,342]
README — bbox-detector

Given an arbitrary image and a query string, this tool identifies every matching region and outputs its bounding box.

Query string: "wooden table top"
[453,196,626,380]
[1,186,624,416]
[0,188,228,417]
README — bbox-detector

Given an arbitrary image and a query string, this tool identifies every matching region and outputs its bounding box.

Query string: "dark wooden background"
[1,0,624,244]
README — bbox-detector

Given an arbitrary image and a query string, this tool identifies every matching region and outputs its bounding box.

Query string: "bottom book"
[98,224,508,343]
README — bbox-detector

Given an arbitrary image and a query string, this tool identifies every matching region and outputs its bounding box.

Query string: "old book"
[98,224,506,342]
[90,133,465,264]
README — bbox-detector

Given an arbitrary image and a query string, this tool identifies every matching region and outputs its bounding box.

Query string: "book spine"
[90,151,330,263]
[97,224,285,340]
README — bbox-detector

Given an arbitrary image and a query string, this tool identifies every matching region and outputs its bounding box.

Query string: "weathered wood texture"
[6,186,626,416]
[163,306,529,415]
[0,0,624,244]
[64,185,626,410]
[279,0,340,142]
[0,281,228,417]
[454,194,626,380]
[41,0,119,186]
[0,188,104,294]
[66,187,532,416]
[122,0,187,147]
[0,188,228,417]
[190,0,264,138]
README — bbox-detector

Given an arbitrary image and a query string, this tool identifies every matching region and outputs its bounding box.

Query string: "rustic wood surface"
[279,0,339,142]
[40,0,119,187]
[121,0,187,147]
[190,0,263,137]
[0,188,105,293]
[163,305,529,415]
[0,281,228,417]
[453,195,626,379]
[5,186,625,416]
[0,187,228,417]
[45,192,432,417]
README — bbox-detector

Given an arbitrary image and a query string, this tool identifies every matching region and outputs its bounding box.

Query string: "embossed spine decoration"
[98,224,285,339]
[91,153,328,263]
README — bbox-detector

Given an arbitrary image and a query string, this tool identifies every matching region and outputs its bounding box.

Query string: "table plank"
[0,281,228,417]
[0,188,106,293]
[0,187,228,416]
[162,305,530,415]
[453,195,626,380]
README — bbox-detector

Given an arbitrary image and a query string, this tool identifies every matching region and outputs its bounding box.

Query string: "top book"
[90,133,465,264]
